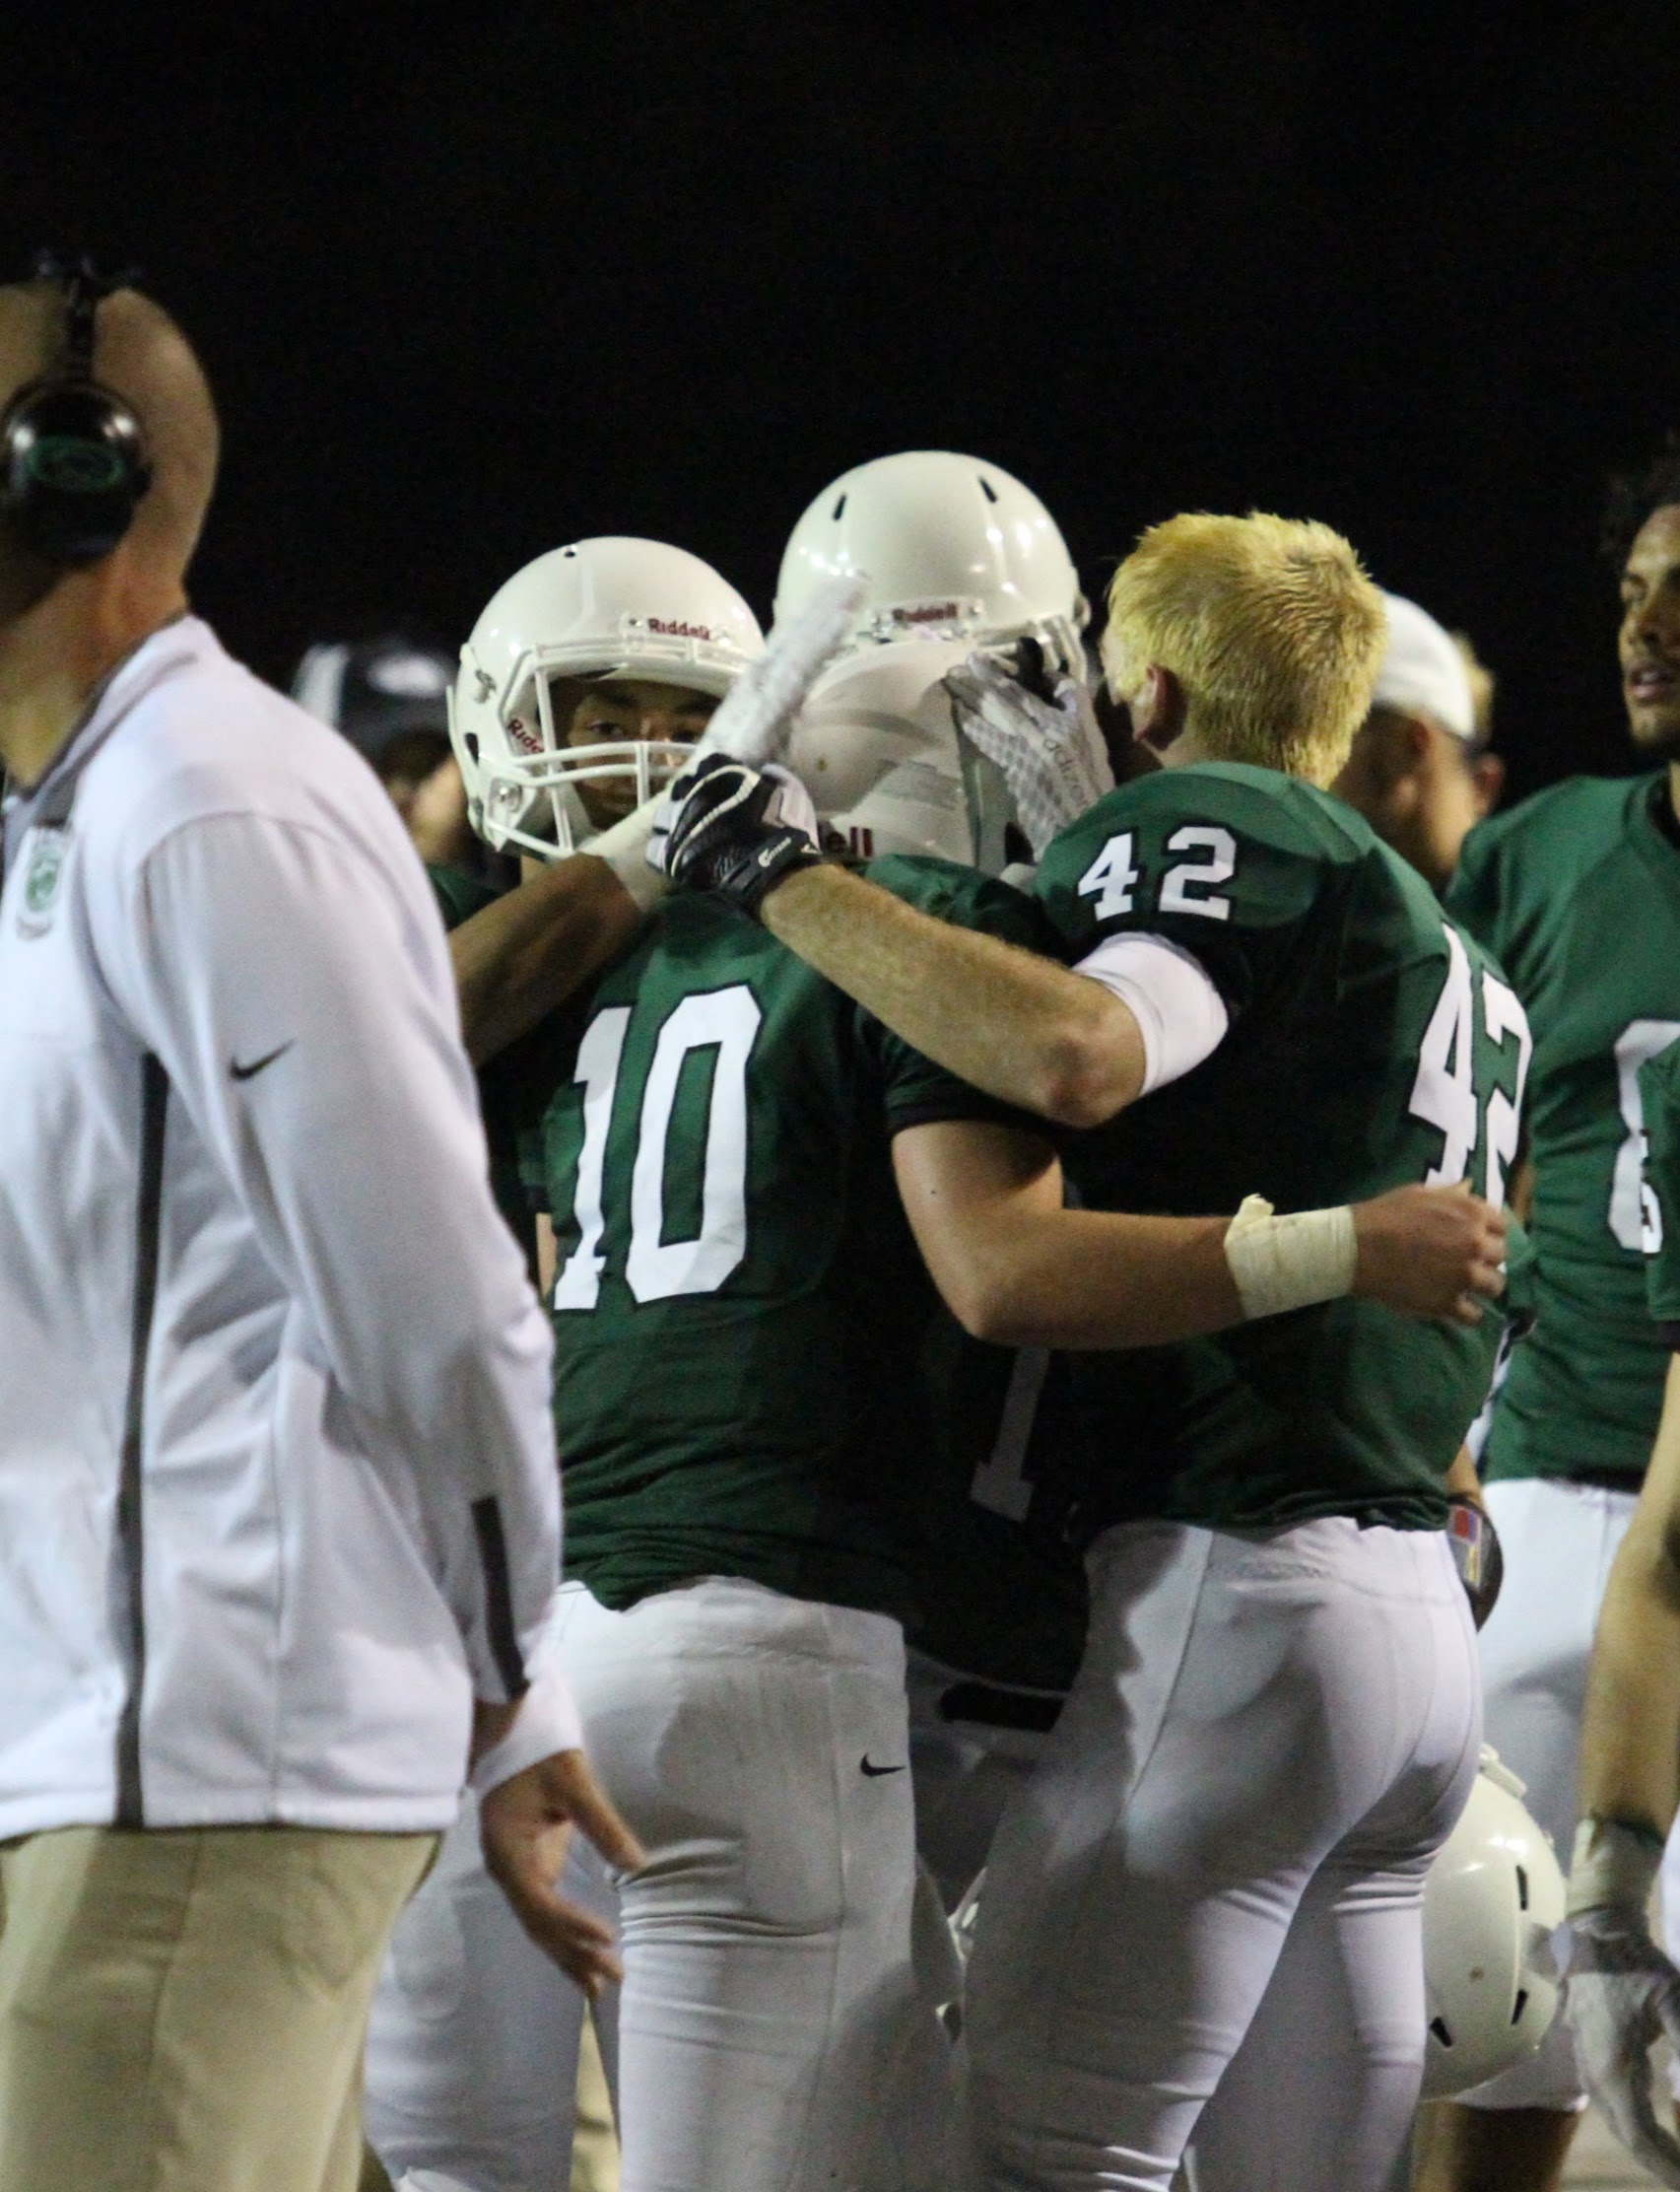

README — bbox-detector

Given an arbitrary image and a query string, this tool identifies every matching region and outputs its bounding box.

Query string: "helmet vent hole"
[464,733,480,764]
[832,493,847,520]
[1430,2017,1452,2048]
[977,475,999,504]
[1511,1989,1528,2027]
[562,545,577,558]
[1515,1864,1529,1912]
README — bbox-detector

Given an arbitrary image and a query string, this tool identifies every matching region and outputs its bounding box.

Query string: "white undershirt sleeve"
[1072,930,1230,1095]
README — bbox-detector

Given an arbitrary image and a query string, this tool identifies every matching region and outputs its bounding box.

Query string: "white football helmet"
[1421,1747,1566,2097]
[774,450,1087,676]
[785,635,1017,871]
[450,537,764,859]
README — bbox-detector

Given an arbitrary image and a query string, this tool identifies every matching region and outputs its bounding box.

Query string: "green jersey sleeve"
[1641,1040,1680,1340]
[1033,765,1347,1026]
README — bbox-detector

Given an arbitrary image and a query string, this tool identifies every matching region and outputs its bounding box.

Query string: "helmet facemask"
[467,662,706,858]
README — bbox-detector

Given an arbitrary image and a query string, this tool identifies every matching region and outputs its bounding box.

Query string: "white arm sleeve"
[99,811,562,1710]
[1072,930,1230,1094]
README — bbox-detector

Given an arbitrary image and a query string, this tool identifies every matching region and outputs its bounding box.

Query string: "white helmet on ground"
[784,635,1017,872]
[1421,1747,1566,2097]
[774,450,1086,677]
[450,536,764,859]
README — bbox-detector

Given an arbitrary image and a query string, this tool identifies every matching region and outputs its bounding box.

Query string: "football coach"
[0,260,640,2192]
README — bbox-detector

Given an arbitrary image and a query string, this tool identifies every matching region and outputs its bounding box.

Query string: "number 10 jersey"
[521,863,1044,1623]
[1033,764,1530,1540]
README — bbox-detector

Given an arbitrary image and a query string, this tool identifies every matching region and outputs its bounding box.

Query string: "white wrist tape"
[1223,1194,1358,1320]
[583,795,667,912]
[1568,1816,1665,1919]
[469,1663,583,1797]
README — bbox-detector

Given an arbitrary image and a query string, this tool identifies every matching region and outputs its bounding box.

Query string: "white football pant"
[365,1793,618,2192]
[563,1577,947,2192]
[1458,1474,1637,2113]
[962,1516,1481,2192]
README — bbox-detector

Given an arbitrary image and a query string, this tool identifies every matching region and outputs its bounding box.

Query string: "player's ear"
[1130,663,1187,753]
[1469,750,1505,819]
[1401,714,1436,765]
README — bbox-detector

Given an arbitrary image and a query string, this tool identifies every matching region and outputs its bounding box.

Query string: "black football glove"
[1010,635,1062,704]
[661,753,824,918]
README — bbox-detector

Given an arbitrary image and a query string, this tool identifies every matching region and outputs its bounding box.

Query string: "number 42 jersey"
[1034,764,1531,1539]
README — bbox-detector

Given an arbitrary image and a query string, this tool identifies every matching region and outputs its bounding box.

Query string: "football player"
[773,457,1501,1924]
[362,534,778,2192]
[1564,1032,1680,2188]
[1402,439,1680,2192]
[660,513,1528,2190]
[1333,590,1503,893]
[774,448,1096,1909]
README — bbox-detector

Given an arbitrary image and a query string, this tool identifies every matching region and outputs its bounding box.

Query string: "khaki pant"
[0,1820,435,2192]
[571,2018,621,2192]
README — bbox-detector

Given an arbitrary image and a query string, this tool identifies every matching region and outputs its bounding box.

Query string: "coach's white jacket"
[0,617,574,1837]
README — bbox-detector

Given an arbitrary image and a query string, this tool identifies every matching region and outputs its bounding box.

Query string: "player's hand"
[478,1748,646,1999]
[690,570,869,770]
[1566,1906,1680,2187]
[1350,1181,1508,1325]
[943,644,1113,861]
[653,753,824,916]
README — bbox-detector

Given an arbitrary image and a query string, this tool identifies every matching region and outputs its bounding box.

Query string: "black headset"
[0,252,153,567]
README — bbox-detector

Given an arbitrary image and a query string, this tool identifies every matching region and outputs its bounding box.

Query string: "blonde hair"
[1101,512,1387,786]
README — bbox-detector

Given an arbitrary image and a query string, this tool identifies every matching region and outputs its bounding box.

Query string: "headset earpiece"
[0,253,152,568]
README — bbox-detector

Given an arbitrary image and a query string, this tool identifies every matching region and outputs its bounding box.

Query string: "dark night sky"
[15,5,1680,801]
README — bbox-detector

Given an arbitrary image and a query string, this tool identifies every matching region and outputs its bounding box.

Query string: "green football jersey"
[1639,1038,1680,1340]
[526,856,1076,1632]
[904,1324,1089,1693]
[1447,775,1680,1483]
[863,867,1090,1692]
[1032,764,1530,1538]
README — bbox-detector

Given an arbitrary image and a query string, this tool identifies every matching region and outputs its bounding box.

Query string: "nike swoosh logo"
[230,1040,296,1082]
[860,1756,907,1777]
